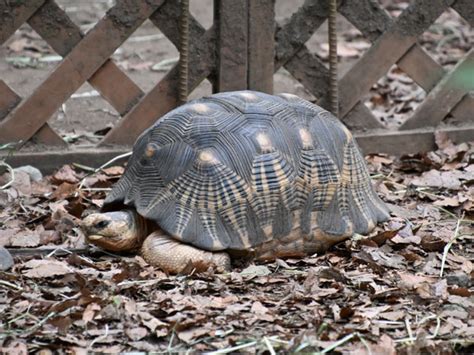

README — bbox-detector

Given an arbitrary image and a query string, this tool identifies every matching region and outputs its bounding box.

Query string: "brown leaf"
[82,303,101,324]
[177,327,210,344]
[52,165,79,184]
[370,229,400,246]
[102,166,124,176]
[250,301,269,315]
[52,182,77,200]
[23,259,73,278]
[411,169,463,190]
[10,230,41,247]
[126,327,148,341]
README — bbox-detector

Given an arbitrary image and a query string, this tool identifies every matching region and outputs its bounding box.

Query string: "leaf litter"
[0,134,472,354]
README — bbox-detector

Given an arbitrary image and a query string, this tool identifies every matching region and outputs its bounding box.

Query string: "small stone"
[14,165,43,182]
[0,246,14,271]
[446,273,471,288]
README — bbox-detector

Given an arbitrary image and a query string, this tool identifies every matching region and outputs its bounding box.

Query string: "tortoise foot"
[141,232,231,274]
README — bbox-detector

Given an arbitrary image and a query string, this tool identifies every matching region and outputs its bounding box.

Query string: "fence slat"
[31,125,66,146]
[355,125,474,155]
[0,0,45,44]
[400,49,474,130]
[28,1,145,116]
[215,0,248,91]
[0,0,164,145]
[343,103,384,131]
[101,28,215,146]
[275,0,329,69]
[340,0,472,124]
[284,46,383,128]
[149,0,206,48]
[1,147,130,174]
[336,0,452,117]
[0,81,20,120]
[450,93,474,124]
[340,0,445,93]
[452,0,474,27]
[248,0,274,93]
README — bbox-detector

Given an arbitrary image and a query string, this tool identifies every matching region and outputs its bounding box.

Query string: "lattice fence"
[0,0,473,172]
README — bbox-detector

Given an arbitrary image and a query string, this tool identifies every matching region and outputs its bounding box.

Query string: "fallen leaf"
[23,259,73,278]
[239,264,271,279]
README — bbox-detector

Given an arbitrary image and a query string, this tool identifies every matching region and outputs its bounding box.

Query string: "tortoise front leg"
[141,232,231,274]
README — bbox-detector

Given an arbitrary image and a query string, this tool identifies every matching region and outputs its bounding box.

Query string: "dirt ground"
[0,0,473,354]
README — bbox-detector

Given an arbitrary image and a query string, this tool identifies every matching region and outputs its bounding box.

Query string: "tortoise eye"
[94,220,110,229]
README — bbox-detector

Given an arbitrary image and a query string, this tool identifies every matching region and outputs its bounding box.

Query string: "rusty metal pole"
[179,0,189,104]
[328,0,339,117]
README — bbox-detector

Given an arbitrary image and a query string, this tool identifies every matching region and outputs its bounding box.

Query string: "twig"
[7,247,89,257]
[206,340,257,354]
[395,315,442,343]
[264,336,276,355]
[22,311,57,335]
[321,332,356,353]
[0,279,23,291]
[0,161,14,189]
[359,334,372,355]
[78,151,132,189]
[440,213,464,277]
[88,324,109,350]
[405,317,414,344]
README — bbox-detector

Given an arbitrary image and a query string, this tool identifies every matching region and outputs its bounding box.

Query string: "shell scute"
[104,91,389,251]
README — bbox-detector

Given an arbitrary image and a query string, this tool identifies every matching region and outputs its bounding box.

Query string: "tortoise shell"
[104,91,389,252]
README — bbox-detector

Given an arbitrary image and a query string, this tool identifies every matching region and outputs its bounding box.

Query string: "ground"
[0,0,473,354]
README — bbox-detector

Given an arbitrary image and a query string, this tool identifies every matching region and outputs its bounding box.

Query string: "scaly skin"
[81,210,231,274]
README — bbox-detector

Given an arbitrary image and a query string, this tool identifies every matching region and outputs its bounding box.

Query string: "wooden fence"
[0,0,473,172]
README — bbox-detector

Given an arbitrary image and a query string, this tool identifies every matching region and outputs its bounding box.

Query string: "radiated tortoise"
[82,91,390,273]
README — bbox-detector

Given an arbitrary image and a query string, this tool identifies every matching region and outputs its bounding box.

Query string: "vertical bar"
[248,0,275,93]
[179,0,189,103]
[215,0,248,92]
[328,0,339,117]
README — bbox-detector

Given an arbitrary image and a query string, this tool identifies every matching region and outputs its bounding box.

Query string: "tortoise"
[82,91,389,274]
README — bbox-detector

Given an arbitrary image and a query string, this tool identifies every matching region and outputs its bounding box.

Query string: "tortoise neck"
[130,210,156,243]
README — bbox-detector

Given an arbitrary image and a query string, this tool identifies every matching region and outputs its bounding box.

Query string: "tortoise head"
[81,210,142,252]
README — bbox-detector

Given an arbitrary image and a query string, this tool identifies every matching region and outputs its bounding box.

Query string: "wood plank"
[102,2,212,146]
[28,1,145,116]
[449,92,474,124]
[0,0,164,145]
[401,49,474,130]
[355,125,474,155]
[0,78,65,147]
[275,0,330,69]
[340,0,446,93]
[149,1,206,48]
[340,0,471,125]
[396,46,445,92]
[248,0,275,93]
[335,0,452,118]
[0,81,21,120]
[284,46,383,128]
[101,28,216,146]
[0,0,45,44]
[342,101,384,130]
[215,0,248,91]
[0,0,65,146]
[0,147,130,175]
[30,125,66,146]
[452,0,474,27]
